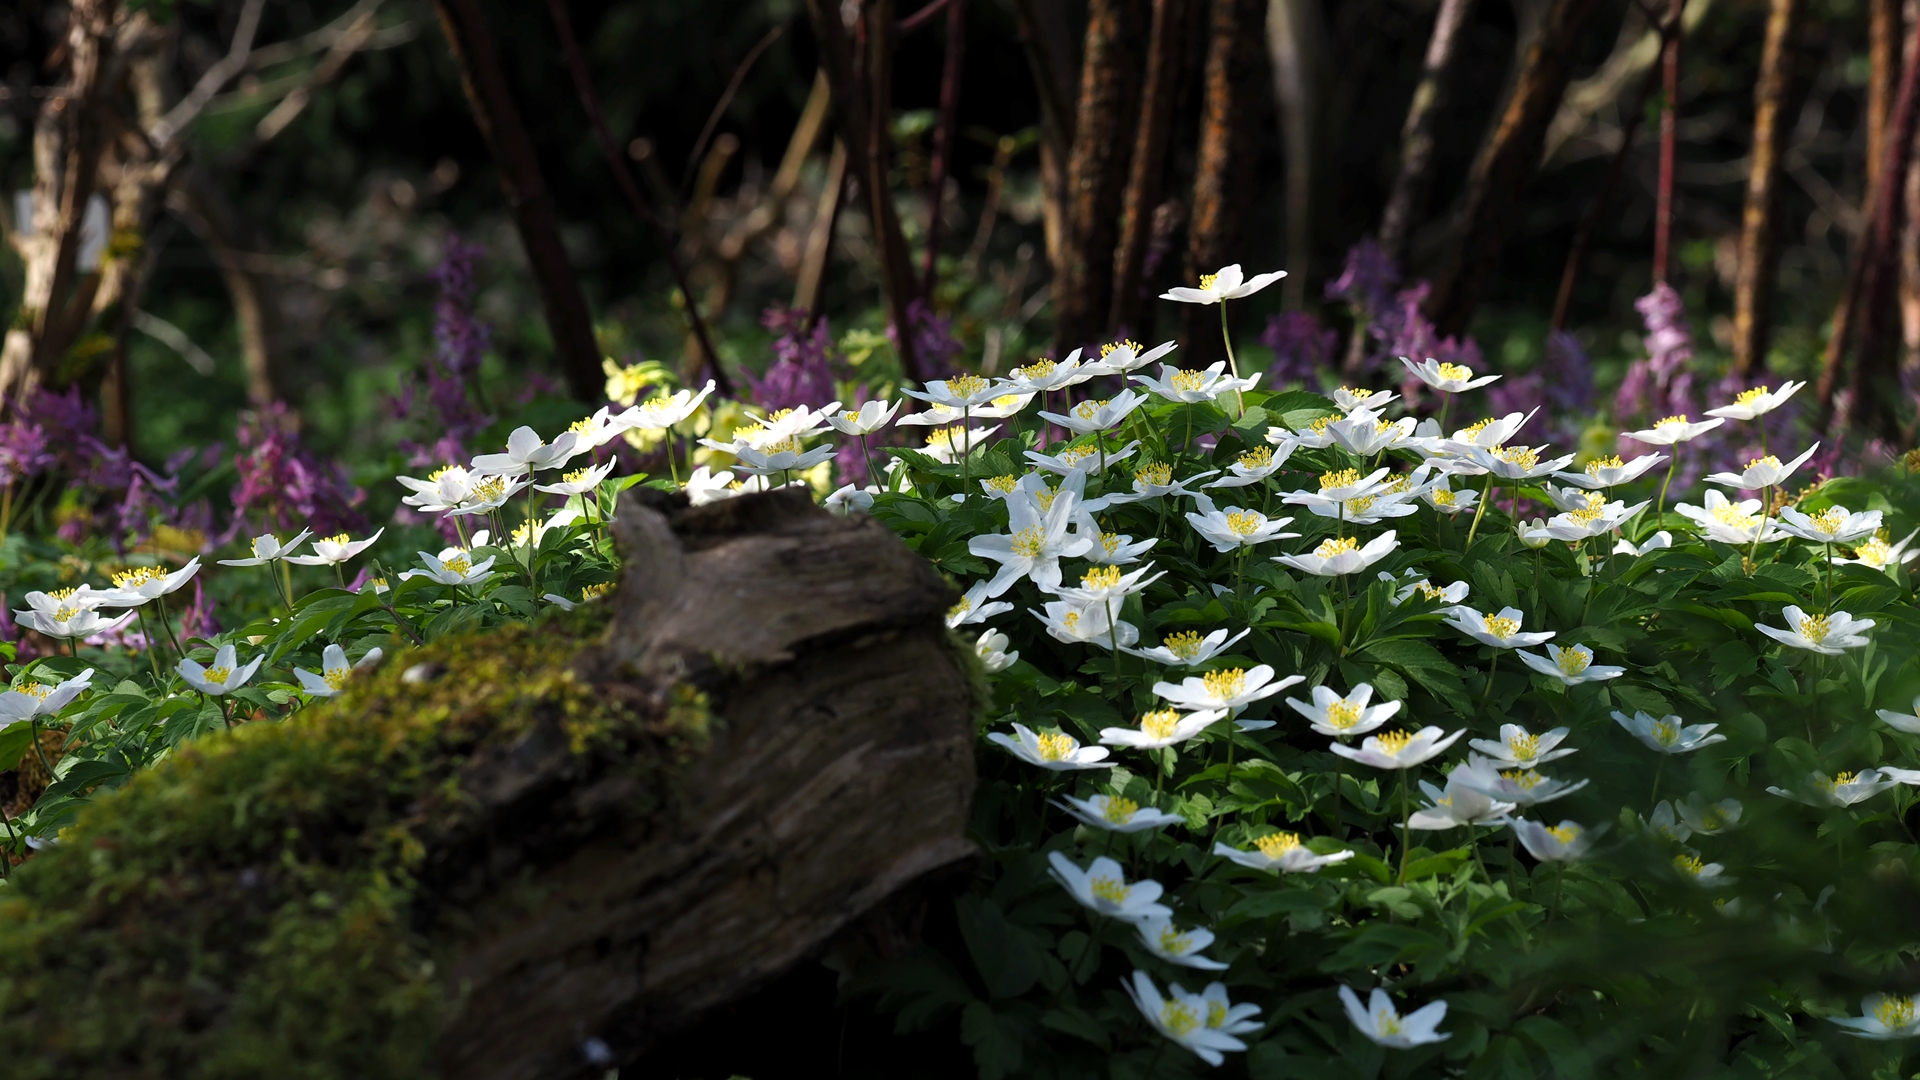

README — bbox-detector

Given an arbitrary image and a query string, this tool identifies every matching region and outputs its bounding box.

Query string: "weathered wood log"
[0,488,978,1079]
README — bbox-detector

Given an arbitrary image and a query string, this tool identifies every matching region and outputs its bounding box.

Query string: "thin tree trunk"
[434,0,602,402]
[1651,0,1684,284]
[1872,0,1900,198]
[1056,0,1145,357]
[1008,0,1079,295]
[1182,0,1264,364]
[1424,0,1611,338]
[1730,0,1802,376]
[1265,0,1325,312]
[795,139,851,319]
[1110,0,1187,336]
[921,0,966,297]
[1903,0,1920,395]
[1378,0,1475,269]
[171,173,283,408]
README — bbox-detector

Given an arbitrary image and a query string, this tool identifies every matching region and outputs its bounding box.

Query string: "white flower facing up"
[947,581,1014,629]
[1039,389,1148,435]
[1214,830,1355,874]
[613,379,716,432]
[1705,380,1806,422]
[0,668,93,727]
[1047,852,1171,920]
[1623,414,1725,446]
[1876,696,1920,734]
[1456,443,1577,482]
[1614,530,1674,557]
[1705,443,1820,491]
[1830,994,1920,1040]
[1047,563,1165,607]
[1004,353,1101,393]
[1203,444,1295,489]
[1420,478,1478,515]
[1079,528,1159,566]
[1186,496,1298,553]
[1160,263,1285,304]
[1677,793,1743,834]
[732,438,837,476]
[219,529,314,567]
[448,471,533,517]
[402,546,497,587]
[472,425,581,473]
[1510,818,1602,862]
[1320,408,1418,457]
[1134,918,1230,970]
[1467,724,1577,768]
[1516,644,1625,686]
[825,484,876,516]
[1553,453,1668,489]
[1286,683,1401,739]
[1025,439,1139,477]
[1775,504,1882,545]
[1099,706,1230,750]
[532,461,616,498]
[1453,752,1590,806]
[1131,361,1259,403]
[918,425,1001,466]
[100,559,202,607]
[974,628,1019,673]
[1154,665,1303,717]
[1340,985,1451,1049]
[1332,387,1399,412]
[1408,766,1518,830]
[1835,528,1920,571]
[178,643,264,696]
[1644,800,1692,843]
[1756,605,1874,655]
[970,481,1092,597]
[1330,726,1466,770]
[1402,356,1500,393]
[1085,339,1179,376]
[1274,532,1400,577]
[1675,490,1787,545]
[826,398,904,435]
[988,722,1113,771]
[1284,466,1392,508]
[1767,769,1899,807]
[1611,710,1726,754]
[1057,793,1186,833]
[1031,598,1141,650]
[1124,971,1256,1067]
[903,373,1004,411]
[1383,573,1470,607]
[285,530,386,567]
[683,465,744,506]
[14,589,131,641]
[1107,460,1218,504]
[1442,605,1555,649]
[398,465,474,513]
[1529,500,1648,543]
[1124,627,1250,668]
[1671,852,1732,887]
[1514,518,1553,550]
[897,392,1034,427]
[294,643,384,698]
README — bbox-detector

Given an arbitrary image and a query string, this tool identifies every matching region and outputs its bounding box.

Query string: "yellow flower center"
[16,683,51,700]
[1100,532,1124,555]
[1141,709,1181,741]
[1376,1009,1405,1036]
[1089,874,1131,905]
[1315,537,1359,559]
[1374,730,1415,756]
[1226,512,1265,537]
[1545,825,1579,843]
[1320,468,1361,490]
[1343,387,1373,400]
[1237,447,1273,470]
[1853,537,1893,565]
[1656,414,1690,429]
[926,427,965,451]
[1202,668,1247,700]
[52,605,79,623]
[1797,613,1831,644]
[1382,475,1410,494]
[1711,503,1760,529]
[323,667,350,691]
[1876,996,1917,1029]
[1036,732,1078,761]
[991,394,1024,410]
[1054,448,1094,470]
[429,464,458,481]
[1674,854,1705,876]
[568,417,595,435]
[1556,647,1591,675]
[1163,631,1206,660]
[1255,831,1303,858]
[947,597,972,620]
[1501,769,1545,789]
[843,410,862,423]
[1081,565,1123,590]
[1508,731,1542,759]
[1483,614,1520,639]
[947,374,989,398]
[1062,611,1081,632]
[1460,418,1495,439]
[1073,399,1109,420]
[1012,527,1047,559]
[1414,581,1448,600]
[1652,720,1680,747]
[1158,924,1194,954]
[1811,508,1847,535]
[1135,462,1172,488]
[1014,358,1056,379]
[469,476,507,503]
[1344,496,1375,515]
[1171,369,1208,391]
[1325,700,1364,730]
[1736,386,1770,406]
[1585,455,1624,477]
[112,567,166,589]
[1309,413,1340,434]
[1569,506,1604,525]
[582,582,615,600]
[985,474,1019,494]
[1495,446,1540,470]
[1101,339,1143,358]
[1432,489,1457,507]
[1104,796,1140,824]
[444,555,472,576]
[563,467,593,485]
[511,521,537,546]
[1199,273,1219,289]
[1436,362,1473,382]
[204,666,232,685]
[1161,1000,1201,1037]
[1745,455,1782,471]
[1825,771,1858,790]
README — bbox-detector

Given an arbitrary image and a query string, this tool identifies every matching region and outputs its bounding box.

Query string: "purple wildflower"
[1261,311,1337,387]
[1326,239,1400,316]
[747,306,841,411]
[231,404,366,537]
[885,299,963,382]
[178,579,219,642]
[1615,283,1696,425]
[0,417,51,488]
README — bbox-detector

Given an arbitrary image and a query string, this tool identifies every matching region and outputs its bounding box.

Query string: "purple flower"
[884,298,963,382]
[418,234,494,440]
[1378,284,1481,409]
[0,417,51,487]
[1261,311,1337,387]
[0,596,36,662]
[747,306,842,412]
[1326,239,1400,316]
[178,579,220,642]
[230,403,366,537]
[1615,283,1696,425]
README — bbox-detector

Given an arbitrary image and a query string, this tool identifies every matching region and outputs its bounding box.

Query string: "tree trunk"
[1265,0,1328,312]
[433,0,603,402]
[1872,0,1900,199]
[1378,0,1475,270]
[1056,0,1146,358]
[1652,0,1684,284]
[0,489,978,1078]
[1110,0,1188,337]
[1730,0,1802,377]
[1182,0,1266,364]
[170,171,285,408]
[1424,0,1612,338]
[1009,0,1081,300]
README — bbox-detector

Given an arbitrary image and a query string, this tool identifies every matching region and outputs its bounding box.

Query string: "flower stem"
[1218,302,1244,418]
[28,717,54,780]
[1396,767,1415,885]
[1479,650,1502,708]
[1650,753,1667,805]
[859,433,877,489]
[1652,454,1678,536]
[134,607,163,685]
[1465,474,1496,547]
[1746,484,1773,574]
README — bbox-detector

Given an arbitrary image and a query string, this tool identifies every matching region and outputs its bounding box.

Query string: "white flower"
[1030,599,1140,649]
[1024,439,1139,477]
[1552,453,1668,489]
[1286,465,1391,505]
[1160,263,1286,304]
[613,380,716,431]
[100,558,202,606]
[1321,408,1418,456]
[826,399,904,435]
[1079,528,1158,565]
[1676,793,1743,834]
[1154,665,1302,715]
[1644,800,1691,843]
[918,424,1001,465]
[293,643,383,698]
[1611,710,1726,754]
[1452,752,1589,806]
[514,512,572,552]
[0,668,94,727]
[1202,443,1295,489]
[1401,356,1499,393]
[896,392,1034,427]
[1509,818,1602,862]
[1099,706,1229,750]
[1408,766,1517,830]
[1756,605,1873,655]
[1047,852,1170,920]
[1675,489,1786,545]
[177,643,264,696]
[1382,572,1469,607]
[1273,532,1399,577]
[1442,605,1554,649]
[1705,380,1806,421]
[1123,971,1255,1067]
[1213,831,1354,873]
[1084,339,1179,376]
[1332,387,1398,412]
[1467,724,1577,768]
[542,592,578,610]
[401,547,497,587]
[285,530,386,567]
[1514,519,1553,550]
[1046,562,1165,605]
[973,628,1019,673]
[684,465,743,506]
[1623,414,1725,445]
[1671,852,1733,887]
[731,438,838,476]
[1439,409,1537,451]
[1614,530,1674,556]
[1830,993,1920,1040]
[1131,361,1259,403]
[1456,443,1577,481]
[1767,769,1899,807]
[1835,528,1920,571]
[448,471,533,517]
[219,529,314,567]
[988,722,1113,771]
[1058,793,1186,833]
[472,425,581,473]
[14,594,131,641]
[1185,495,1298,552]
[1531,499,1648,542]
[1285,683,1401,738]
[1106,461,1217,503]
[532,461,616,498]
[1133,919,1230,970]
[397,465,474,513]
[1775,504,1882,544]
[1704,443,1820,490]
[1039,389,1148,435]
[1340,985,1451,1048]
[1876,696,1920,734]
[1004,352,1102,393]
[1330,726,1465,770]
[970,482,1092,597]
[904,373,1006,411]
[1516,643,1624,685]
[947,581,1014,629]
[1420,478,1478,515]
[562,406,620,450]
[1123,628,1249,668]
[825,483,877,516]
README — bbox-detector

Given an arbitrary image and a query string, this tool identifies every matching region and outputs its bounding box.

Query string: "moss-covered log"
[0,489,978,1079]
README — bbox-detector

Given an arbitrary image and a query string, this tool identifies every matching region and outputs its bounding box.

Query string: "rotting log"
[0,488,979,1080]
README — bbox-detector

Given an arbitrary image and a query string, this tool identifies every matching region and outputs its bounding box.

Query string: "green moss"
[0,603,677,1079]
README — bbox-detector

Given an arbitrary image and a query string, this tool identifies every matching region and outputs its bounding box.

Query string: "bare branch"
[245,0,385,69]
[130,309,215,375]
[149,0,267,149]
[250,10,381,145]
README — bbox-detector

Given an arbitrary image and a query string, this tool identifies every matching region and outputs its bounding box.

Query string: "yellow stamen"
[1226,511,1265,537]
[1237,446,1273,470]
[1483,614,1520,639]
[1797,613,1832,644]
[1744,455,1782,471]
[1501,769,1545,790]
[1432,489,1457,507]
[1089,874,1131,905]
[1344,496,1376,516]
[1319,468,1361,490]
[1163,630,1206,660]
[947,374,989,398]
[1081,565,1123,590]
[1009,525,1046,559]
[1014,357,1057,380]
[1141,709,1181,741]
[1651,720,1680,747]
[1202,668,1247,701]
[203,666,232,685]
[582,582,615,600]
[1171,369,1208,392]
[323,667,350,691]
[984,474,1019,494]
[1325,699,1364,730]
[1101,339,1143,358]
[1103,796,1141,824]
[1199,273,1219,290]
[1545,824,1579,844]
[1436,361,1473,382]
[1158,924,1194,954]
[1135,462,1173,488]
[1585,455,1624,477]
[1162,1000,1201,1037]
[1035,732,1079,761]
[1495,445,1540,470]
[1673,854,1705,876]
[1373,730,1415,756]
[112,567,167,589]
[1255,831,1303,858]
[1556,647,1591,676]
[1314,537,1359,559]
[1074,399,1109,420]
[1875,996,1916,1030]
[1507,730,1542,759]
[1735,385,1770,406]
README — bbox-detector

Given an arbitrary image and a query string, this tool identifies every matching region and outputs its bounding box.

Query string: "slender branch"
[1650,0,1683,284]
[920,0,967,297]
[150,0,267,149]
[1378,0,1474,268]
[1729,0,1802,375]
[900,0,961,34]
[682,26,785,196]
